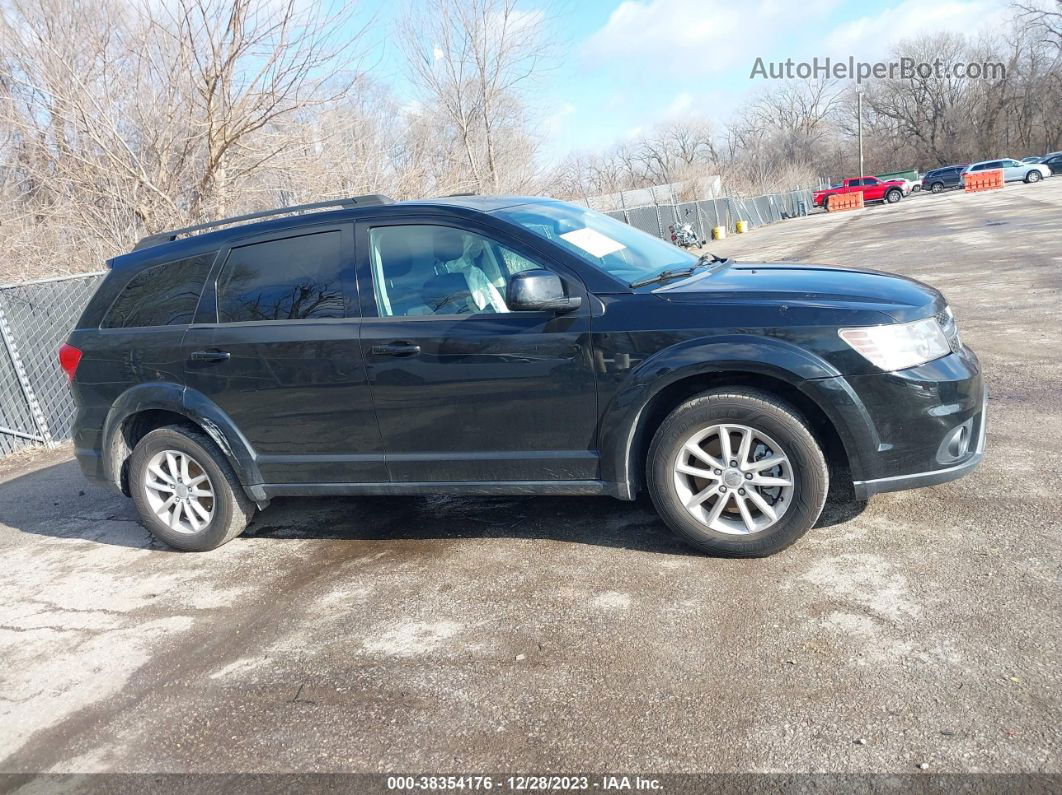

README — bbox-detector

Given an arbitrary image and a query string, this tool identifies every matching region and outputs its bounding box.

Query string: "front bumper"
[836,348,987,500]
[852,384,986,499]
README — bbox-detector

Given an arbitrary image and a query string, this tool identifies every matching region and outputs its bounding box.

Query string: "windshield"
[494,201,697,285]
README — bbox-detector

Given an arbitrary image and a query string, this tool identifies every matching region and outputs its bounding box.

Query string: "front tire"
[129,425,255,551]
[885,188,902,203]
[1025,170,1042,183]
[647,389,828,557]
[931,182,944,194]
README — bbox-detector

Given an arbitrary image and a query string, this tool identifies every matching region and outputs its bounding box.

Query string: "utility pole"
[857,90,865,176]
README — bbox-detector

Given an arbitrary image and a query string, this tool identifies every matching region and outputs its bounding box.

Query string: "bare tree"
[1014,0,1062,50]
[399,0,552,193]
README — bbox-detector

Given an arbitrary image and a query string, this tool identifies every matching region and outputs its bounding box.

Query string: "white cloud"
[664,91,693,117]
[825,0,1011,57]
[583,0,839,75]
[542,101,577,136]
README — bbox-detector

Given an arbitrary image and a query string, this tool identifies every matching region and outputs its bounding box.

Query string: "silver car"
[962,158,1050,185]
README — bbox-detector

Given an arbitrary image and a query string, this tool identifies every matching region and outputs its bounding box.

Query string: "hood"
[653,262,944,322]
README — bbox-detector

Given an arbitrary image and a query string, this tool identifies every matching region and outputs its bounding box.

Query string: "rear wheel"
[885,188,902,203]
[1025,170,1042,183]
[647,389,828,557]
[129,425,255,551]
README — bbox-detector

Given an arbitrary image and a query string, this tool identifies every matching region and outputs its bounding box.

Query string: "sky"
[355,0,1015,163]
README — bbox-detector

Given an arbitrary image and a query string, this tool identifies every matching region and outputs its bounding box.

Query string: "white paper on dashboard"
[560,228,626,258]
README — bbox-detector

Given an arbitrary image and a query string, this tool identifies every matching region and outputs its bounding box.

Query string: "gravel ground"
[0,179,1059,777]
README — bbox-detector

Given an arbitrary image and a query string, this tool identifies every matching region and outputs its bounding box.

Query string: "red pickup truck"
[813,176,907,209]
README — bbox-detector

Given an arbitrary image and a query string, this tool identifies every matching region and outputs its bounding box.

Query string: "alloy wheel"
[672,423,795,535]
[143,449,216,534]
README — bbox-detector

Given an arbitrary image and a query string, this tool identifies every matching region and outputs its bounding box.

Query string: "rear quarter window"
[216,231,345,323]
[102,253,215,329]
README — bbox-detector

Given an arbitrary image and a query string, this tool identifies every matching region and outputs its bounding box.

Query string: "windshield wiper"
[628,253,731,288]
[629,267,696,288]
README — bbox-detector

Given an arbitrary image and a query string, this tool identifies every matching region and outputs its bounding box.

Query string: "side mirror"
[507,269,582,313]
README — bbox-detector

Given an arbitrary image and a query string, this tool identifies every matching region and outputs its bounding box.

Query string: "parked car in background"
[876,169,920,192]
[63,194,986,557]
[1021,156,1043,163]
[962,158,1050,185]
[1038,152,1062,175]
[922,165,968,193]
[813,176,906,209]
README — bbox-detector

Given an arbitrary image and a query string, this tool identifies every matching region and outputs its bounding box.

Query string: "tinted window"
[368,225,546,317]
[103,253,214,328]
[217,231,345,323]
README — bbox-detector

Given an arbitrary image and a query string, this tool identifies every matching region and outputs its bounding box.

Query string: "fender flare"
[597,335,876,496]
[100,383,264,501]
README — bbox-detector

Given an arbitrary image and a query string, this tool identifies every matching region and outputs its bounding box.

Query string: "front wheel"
[129,425,256,551]
[1025,170,1042,183]
[647,389,828,557]
[885,189,902,203]
[931,182,944,194]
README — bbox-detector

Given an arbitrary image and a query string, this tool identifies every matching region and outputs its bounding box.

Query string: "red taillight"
[59,343,82,381]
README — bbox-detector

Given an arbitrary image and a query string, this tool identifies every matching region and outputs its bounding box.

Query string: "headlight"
[839,317,951,371]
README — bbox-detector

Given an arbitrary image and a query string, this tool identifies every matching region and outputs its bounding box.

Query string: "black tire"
[885,188,902,203]
[1025,170,1041,183]
[646,388,828,557]
[129,425,255,551]
[930,182,944,194]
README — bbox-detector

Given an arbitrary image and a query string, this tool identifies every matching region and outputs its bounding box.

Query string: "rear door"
[182,222,386,485]
[354,216,599,484]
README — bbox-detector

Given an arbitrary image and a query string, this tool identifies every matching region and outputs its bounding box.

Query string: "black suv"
[63,195,986,556]
[922,165,968,193]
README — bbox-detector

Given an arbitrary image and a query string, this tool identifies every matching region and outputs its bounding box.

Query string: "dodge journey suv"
[63,195,986,556]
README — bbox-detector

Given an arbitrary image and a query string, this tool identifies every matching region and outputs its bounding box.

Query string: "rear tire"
[129,425,255,551]
[647,389,828,557]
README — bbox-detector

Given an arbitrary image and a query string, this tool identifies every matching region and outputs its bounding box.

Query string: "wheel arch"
[101,383,265,505]
[599,338,871,498]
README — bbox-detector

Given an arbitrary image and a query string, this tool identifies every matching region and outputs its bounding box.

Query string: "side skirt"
[251,480,631,501]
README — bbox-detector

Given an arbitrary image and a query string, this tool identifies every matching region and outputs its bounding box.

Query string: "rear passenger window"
[216,231,345,323]
[103,253,214,328]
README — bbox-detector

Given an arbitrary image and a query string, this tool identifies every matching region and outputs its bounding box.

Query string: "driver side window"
[368,225,544,318]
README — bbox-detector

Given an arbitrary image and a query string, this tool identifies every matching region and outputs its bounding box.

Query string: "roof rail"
[133,194,394,251]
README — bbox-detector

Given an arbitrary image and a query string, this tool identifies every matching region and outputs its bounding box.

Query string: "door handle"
[370,342,421,357]
[189,350,231,362]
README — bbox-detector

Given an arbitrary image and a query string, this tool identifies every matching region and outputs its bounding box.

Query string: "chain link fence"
[0,272,105,457]
[604,188,817,242]
[0,187,819,461]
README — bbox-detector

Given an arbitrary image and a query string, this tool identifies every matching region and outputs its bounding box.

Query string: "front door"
[182,223,387,485]
[355,219,599,484]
